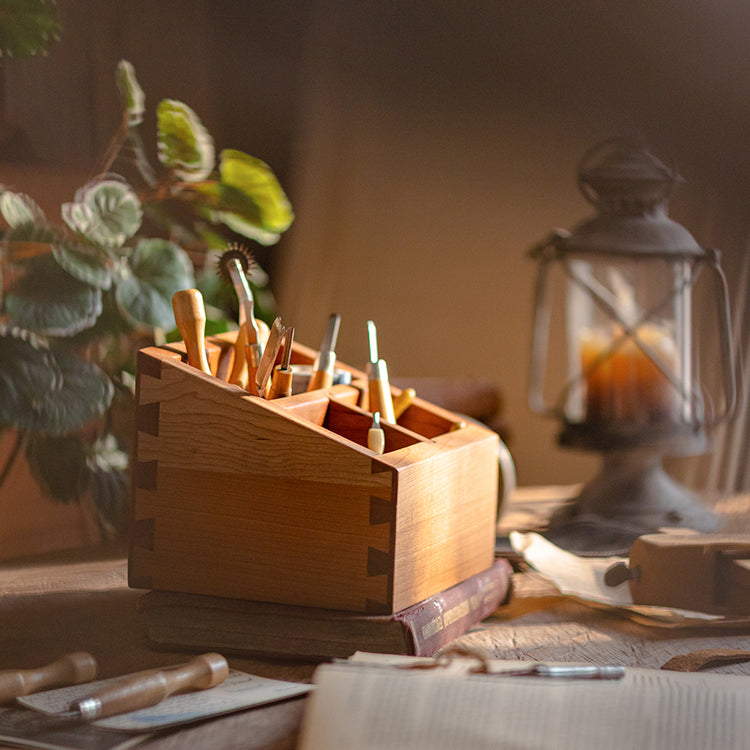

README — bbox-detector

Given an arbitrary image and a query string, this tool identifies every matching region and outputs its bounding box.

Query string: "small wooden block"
[628,533,750,615]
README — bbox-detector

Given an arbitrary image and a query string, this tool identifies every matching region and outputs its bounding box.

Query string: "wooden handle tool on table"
[60,653,228,722]
[307,313,341,391]
[268,326,295,399]
[366,320,396,423]
[0,652,97,704]
[172,289,211,374]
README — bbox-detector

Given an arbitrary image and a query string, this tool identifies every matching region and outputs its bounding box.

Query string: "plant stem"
[91,115,129,180]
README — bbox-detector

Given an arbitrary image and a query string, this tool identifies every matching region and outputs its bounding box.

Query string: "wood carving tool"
[53,653,228,723]
[367,411,385,454]
[172,289,211,374]
[366,320,396,423]
[255,316,286,396]
[392,387,416,420]
[307,313,341,391]
[0,652,97,704]
[216,245,264,392]
[604,533,750,615]
[268,326,295,399]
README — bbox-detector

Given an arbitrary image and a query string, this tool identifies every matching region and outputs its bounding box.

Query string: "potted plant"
[0,58,293,550]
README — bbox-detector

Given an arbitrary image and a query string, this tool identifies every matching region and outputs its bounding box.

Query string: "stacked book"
[138,558,513,660]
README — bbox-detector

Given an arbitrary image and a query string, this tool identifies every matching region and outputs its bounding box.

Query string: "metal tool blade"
[320,313,341,356]
[367,320,378,364]
[256,317,286,394]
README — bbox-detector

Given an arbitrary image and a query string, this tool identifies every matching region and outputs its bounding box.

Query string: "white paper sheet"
[299,655,750,750]
[510,531,728,625]
[19,669,311,732]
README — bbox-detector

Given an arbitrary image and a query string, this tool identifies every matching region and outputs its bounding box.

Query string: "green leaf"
[4,223,56,243]
[62,176,142,248]
[217,209,282,246]
[190,181,281,246]
[114,238,194,329]
[52,242,116,290]
[0,326,60,431]
[219,149,294,234]
[32,347,114,435]
[86,433,130,534]
[157,99,215,182]
[0,189,46,227]
[25,434,88,503]
[0,0,62,58]
[115,59,145,126]
[4,255,103,336]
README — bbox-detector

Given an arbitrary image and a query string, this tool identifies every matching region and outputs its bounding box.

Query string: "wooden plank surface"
[467,487,750,675]
[0,544,314,750]
[456,569,750,674]
[4,488,750,749]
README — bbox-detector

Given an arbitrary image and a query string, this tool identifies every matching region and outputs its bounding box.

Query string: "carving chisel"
[53,653,228,723]
[307,313,341,391]
[172,289,211,374]
[226,256,264,393]
[268,326,295,399]
[215,245,265,391]
[366,320,396,423]
[0,652,97,704]
[255,317,286,397]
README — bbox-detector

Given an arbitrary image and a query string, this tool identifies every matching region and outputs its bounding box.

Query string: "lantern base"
[545,447,722,555]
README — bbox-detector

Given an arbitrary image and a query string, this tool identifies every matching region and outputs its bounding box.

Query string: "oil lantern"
[528,138,737,551]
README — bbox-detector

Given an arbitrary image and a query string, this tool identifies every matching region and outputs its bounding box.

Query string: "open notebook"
[299,652,750,750]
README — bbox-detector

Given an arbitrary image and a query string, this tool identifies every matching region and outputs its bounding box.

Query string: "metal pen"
[498,664,626,680]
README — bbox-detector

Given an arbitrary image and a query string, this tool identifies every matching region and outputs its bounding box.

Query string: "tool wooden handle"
[307,369,333,392]
[77,653,228,720]
[368,360,396,423]
[268,367,294,399]
[228,326,249,388]
[307,350,336,392]
[172,289,211,374]
[0,652,97,704]
[367,413,386,454]
[241,320,268,394]
[392,388,416,419]
[255,318,271,349]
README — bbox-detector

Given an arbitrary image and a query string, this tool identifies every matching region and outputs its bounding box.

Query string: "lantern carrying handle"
[704,249,738,426]
[527,232,567,420]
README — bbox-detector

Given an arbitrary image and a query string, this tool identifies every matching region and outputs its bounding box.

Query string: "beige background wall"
[3,1,748,489]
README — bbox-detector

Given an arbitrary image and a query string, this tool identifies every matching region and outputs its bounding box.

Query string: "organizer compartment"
[129,332,499,614]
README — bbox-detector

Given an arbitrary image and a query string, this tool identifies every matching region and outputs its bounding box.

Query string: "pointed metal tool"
[307,313,341,391]
[366,320,396,423]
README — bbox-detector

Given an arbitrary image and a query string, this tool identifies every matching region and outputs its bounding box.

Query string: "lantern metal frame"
[527,139,738,552]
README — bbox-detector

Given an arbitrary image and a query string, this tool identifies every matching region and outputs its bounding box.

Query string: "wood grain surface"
[0,544,315,750]
[4,488,750,748]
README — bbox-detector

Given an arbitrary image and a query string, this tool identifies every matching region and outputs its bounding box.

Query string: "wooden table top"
[2,486,749,748]
[0,544,315,749]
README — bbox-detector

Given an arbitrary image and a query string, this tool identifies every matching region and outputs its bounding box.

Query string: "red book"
[138,559,513,660]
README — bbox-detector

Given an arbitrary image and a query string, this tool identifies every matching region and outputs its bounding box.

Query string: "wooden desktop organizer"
[128,332,500,615]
